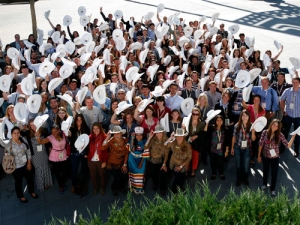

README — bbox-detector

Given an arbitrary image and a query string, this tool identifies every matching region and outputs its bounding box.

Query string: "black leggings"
[51,160,68,188]
[12,165,35,198]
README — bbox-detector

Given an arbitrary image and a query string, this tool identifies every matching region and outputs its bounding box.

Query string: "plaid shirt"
[281,87,300,118]
[259,130,288,158]
[232,124,252,148]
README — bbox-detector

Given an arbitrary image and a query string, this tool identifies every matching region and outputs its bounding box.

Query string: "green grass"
[47,182,300,225]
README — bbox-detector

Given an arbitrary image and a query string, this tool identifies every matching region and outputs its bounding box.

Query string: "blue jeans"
[282,115,300,155]
[234,146,251,182]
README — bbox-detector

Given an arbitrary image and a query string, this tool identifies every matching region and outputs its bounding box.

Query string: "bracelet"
[123,164,127,166]
[180,165,183,169]
[163,164,166,166]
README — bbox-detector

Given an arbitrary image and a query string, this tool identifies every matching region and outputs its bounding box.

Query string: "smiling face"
[93,125,100,136]
[135,133,143,141]
[11,128,21,141]
[58,109,66,119]
[145,108,153,118]
[271,122,279,133]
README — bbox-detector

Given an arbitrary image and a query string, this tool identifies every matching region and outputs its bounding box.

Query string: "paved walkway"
[0,0,300,224]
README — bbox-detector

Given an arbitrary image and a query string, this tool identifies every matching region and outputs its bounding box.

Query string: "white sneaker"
[261,185,267,191]
[271,191,276,197]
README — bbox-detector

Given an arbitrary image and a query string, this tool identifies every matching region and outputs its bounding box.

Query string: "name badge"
[241,140,247,148]
[21,155,27,163]
[95,154,99,161]
[234,103,239,111]
[225,119,230,126]
[37,145,43,152]
[269,149,276,157]
[59,152,64,160]
[262,102,266,109]
[217,143,221,150]
[290,103,294,109]
[278,96,281,102]
[188,137,192,143]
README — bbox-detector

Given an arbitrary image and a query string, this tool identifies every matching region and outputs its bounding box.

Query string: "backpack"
[2,142,15,174]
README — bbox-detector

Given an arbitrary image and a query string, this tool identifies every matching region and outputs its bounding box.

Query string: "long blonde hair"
[197,93,209,108]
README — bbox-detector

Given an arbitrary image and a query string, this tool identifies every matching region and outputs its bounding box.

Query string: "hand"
[121,165,128,173]
[27,162,32,171]
[257,156,262,163]
[101,162,106,168]
[107,131,111,138]
[171,132,175,139]
[205,118,210,124]
[100,7,102,12]
[174,166,182,172]
[182,124,186,130]
[161,165,167,172]
[231,149,234,156]
[148,130,154,139]
[225,151,228,157]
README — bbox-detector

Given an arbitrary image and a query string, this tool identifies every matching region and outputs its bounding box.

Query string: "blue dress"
[128,139,149,191]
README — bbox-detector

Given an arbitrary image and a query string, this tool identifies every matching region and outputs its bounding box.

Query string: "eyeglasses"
[118,93,125,95]
[192,113,200,116]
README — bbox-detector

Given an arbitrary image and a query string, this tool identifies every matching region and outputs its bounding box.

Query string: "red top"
[140,115,159,134]
[247,105,266,123]
[153,104,172,121]
[88,132,108,162]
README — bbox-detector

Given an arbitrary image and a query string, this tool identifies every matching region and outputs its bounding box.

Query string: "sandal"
[210,175,217,180]
[30,193,39,199]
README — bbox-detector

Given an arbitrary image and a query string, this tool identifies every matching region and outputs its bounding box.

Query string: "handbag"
[2,142,16,174]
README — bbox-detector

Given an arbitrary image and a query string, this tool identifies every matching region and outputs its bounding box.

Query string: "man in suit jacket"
[234,33,249,49]
[10,34,21,50]
[100,6,116,32]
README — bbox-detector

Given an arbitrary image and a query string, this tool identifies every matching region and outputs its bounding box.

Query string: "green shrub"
[47,182,300,225]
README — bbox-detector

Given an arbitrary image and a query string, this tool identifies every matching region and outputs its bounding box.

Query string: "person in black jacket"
[100,6,116,32]
[121,16,137,31]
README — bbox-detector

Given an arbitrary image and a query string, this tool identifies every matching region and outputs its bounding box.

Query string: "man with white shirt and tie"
[164,83,183,111]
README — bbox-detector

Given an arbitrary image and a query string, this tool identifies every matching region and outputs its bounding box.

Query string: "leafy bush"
[47,182,300,225]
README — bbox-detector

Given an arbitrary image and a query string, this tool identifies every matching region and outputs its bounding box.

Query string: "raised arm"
[47,18,56,30]
[242,99,249,109]
[134,107,143,123]
[110,112,121,125]
[271,45,283,61]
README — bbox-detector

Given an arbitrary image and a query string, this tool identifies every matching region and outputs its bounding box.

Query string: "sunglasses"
[192,113,199,116]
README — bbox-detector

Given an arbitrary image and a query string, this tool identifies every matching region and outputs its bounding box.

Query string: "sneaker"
[261,185,267,191]
[271,191,276,197]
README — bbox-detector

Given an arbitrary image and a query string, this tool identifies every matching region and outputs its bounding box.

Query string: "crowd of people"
[0,4,299,203]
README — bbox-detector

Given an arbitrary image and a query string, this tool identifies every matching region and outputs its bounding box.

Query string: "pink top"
[140,115,159,134]
[48,135,68,162]
[247,105,265,123]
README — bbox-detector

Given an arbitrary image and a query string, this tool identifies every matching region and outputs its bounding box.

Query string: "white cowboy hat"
[139,48,149,64]
[99,23,109,31]
[160,113,169,132]
[85,41,96,53]
[249,68,262,83]
[65,41,75,55]
[61,116,73,134]
[174,128,188,137]
[98,63,106,78]
[290,126,300,136]
[131,42,143,51]
[169,46,179,56]
[155,30,163,40]
[182,113,192,132]
[75,134,90,153]
[182,63,188,74]
[181,98,194,116]
[110,82,117,96]
[33,114,48,132]
[184,26,193,38]
[44,10,50,19]
[81,32,92,45]
[228,24,240,34]
[51,31,61,44]
[110,126,126,134]
[178,73,185,88]
[250,117,267,132]
[245,47,254,59]
[115,101,133,115]
[50,52,61,62]
[178,36,190,48]
[229,57,238,72]
[120,56,127,72]
[78,6,86,16]
[103,48,111,65]
[80,52,91,66]
[73,37,82,45]
[92,58,103,68]
[158,24,169,37]
[126,66,139,83]
[288,66,295,76]
[285,74,292,84]
[144,12,154,21]
[172,16,180,26]
[220,69,230,82]
[214,42,222,55]
[56,44,67,58]
[59,63,74,79]
[235,70,251,88]
[126,87,135,104]
[57,93,74,109]
[14,102,28,122]
[115,38,126,51]
[93,85,106,105]
[61,58,76,68]
[162,79,175,90]
[7,47,19,59]
[77,46,86,56]
[157,3,165,13]
[84,66,97,83]
[0,73,13,92]
[199,15,206,23]
[137,99,154,112]
[167,15,175,26]
[48,77,63,93]
[168,66,179,78]
[0,98,3,107]
[20,77,33,96]
[242,84,253,102]
[27,94,42,113]
[214,55,222,69]
[289,57,300,70]
[93,46,101,55]
[112,29,123,41]
[245,36,255,48]
[151,86,165,97]
[164,55,171,66]
[151,124,164,134]
[206,109,221,123]
[39,61,55,78]
[274,40,282,51]
[114,10,123,19]
[194,29,204,40]
[76,86,88,105]
[211,12,220,22]
[128,27,134,38]
[148,64,159,82]
[132,73,144,86]
[208,26,218,36]
[80,15,89,27]
[63,15,72,26]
